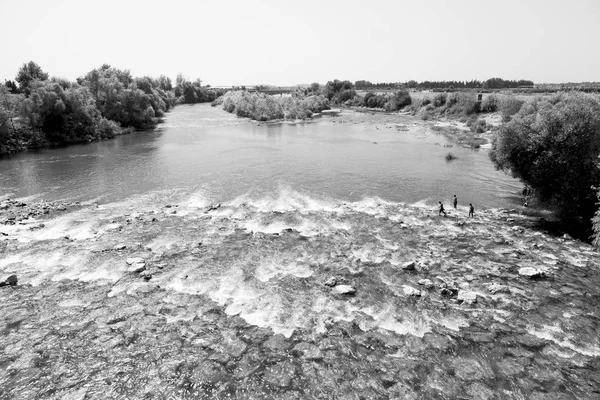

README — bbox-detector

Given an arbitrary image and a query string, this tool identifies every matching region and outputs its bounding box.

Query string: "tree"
[15,61,49,96]
[490,92,600,236]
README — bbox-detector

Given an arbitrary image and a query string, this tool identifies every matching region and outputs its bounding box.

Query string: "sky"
[1,0,599,86]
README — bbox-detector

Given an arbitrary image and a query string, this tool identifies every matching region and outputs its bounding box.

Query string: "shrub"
[384,89,412,111]
[499,95,525,121]
[490,92,600,237]
[220,91,328,121]
[445,92,479,116]
[432,93,447,107]
[481,94,499,112]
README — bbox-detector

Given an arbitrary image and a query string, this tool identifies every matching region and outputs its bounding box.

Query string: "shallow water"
[0,104,521,208]
[1,196,599,399]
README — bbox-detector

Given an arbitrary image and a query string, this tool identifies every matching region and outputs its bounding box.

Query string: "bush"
[384,89,412,111]
[220,91,328,121]
[432,93,447,107]
[468,118,487,133]
[499,95,525,121]
[490,92,600,237]
[481,94,499,112]
[445,92,480,116]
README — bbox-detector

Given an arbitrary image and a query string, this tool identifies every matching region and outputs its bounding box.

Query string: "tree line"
[354,78,534,90]
[1,61,225,156]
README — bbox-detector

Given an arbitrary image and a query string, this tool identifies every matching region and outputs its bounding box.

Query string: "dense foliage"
[1,61,218,156]
[323,80,356,104]
[489,92,600,237]
[220,91,329,121]
[173,75,226,104]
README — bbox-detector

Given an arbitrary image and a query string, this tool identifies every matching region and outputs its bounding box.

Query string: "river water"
[2,105,600,399]
[0,103,520,208]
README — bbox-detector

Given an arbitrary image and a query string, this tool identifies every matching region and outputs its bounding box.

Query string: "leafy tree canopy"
[489,92,600,236]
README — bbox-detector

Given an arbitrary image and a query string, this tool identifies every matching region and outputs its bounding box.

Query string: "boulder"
[402,261,416,271]
[323,277,337,287]
[0,274,18,287]
[518,267,545,279]
[292,342,322,360]
[332,285,355,295]
[402,285,422,297]
[418,279,434,289]
[487,283,510,294]
[263,361,296,388]
[126,258,146,273]
[457,291,477,304]
[113,244,127,251]
[126,257,145,265]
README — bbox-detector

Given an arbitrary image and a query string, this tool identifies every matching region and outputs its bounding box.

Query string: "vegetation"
[489,92,600,238]
[220,91,329,122]
[354,78,534,90]
[498,95,525,122]
[1,61,219,156]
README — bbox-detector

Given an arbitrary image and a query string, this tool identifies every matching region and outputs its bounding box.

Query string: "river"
[1,104,599,399]
[0,103,521,209]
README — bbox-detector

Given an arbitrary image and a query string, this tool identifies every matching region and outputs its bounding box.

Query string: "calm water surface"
[0,104,520,207]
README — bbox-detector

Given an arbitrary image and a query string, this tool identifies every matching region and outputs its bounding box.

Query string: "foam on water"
[528,325,600,357]
[255,259,313,282]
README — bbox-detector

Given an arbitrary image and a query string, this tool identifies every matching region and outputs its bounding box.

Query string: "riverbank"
[1,196,599,399]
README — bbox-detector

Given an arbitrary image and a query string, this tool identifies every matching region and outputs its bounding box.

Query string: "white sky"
[1,0,599,86]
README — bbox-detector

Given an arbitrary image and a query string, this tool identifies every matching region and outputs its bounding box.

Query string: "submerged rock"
[519,267,545,279]
[418,279,434,289]
[323,277,337,287]
[402,260,416,271]
[126,258,146,273]
[457,290,477,304]
[0,274,18,287]
[332,285,356,295]
[487,282,510,294]
[402,285,422,297]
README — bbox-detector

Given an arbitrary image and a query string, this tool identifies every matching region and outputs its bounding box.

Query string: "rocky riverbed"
[1,195,599,399]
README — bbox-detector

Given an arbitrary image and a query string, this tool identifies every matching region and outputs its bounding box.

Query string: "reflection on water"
[0,104,520,207]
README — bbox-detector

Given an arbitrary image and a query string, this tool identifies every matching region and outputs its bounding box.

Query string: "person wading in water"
[469,203,474,218]
[439,201,447,217]
[453,194,458,209]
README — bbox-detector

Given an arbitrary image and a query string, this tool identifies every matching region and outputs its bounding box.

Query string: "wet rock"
[487,282,510,294]
[29,223,45,230]
[496,358,526,377]
[402,285,421,297]
[452,357,494,381]
[126,258,146,273]
[263,361,296,388]
[418,279,434,289]
[466,382,495,400]
[402,260,416,271]
[332,285,355,295]
[519,267,545,279]
[323,277,337,287]
[263,334,290,352]
[457,290,477,304]
[204,203,221,213]
[292,342,322,360]
[190,361,229,387]
[113,244,126,251]
[0,274,18,287]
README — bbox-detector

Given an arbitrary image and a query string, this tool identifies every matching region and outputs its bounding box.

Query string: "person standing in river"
[468,203,474,218]
[439,201,447,217]
[453,194,457,209]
